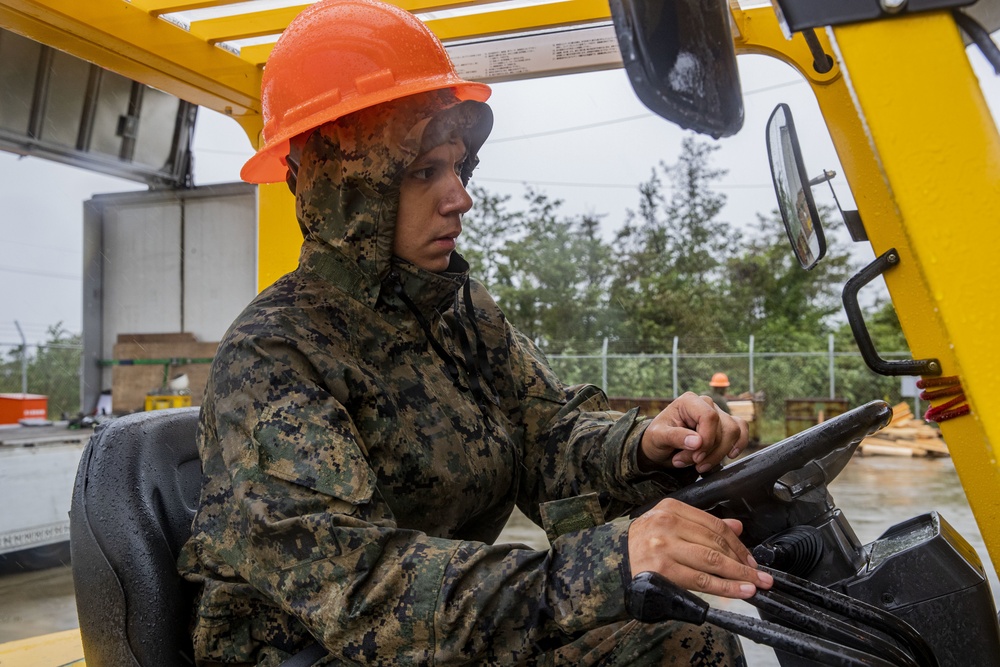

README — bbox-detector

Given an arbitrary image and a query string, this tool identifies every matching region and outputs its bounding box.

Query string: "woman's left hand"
[637,392,749,475]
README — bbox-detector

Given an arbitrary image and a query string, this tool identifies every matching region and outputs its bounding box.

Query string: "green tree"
[462,184,519,287]
[724,209,852,348]
[0,343,24,393]
[0,323,81,419]
[487,189,615,351]
[29,324,82,418]
[610,136,737,351]
[574,214,618,345]
[833,298,910,407]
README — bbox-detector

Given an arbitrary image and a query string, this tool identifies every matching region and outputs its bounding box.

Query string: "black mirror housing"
[610,0,744,139]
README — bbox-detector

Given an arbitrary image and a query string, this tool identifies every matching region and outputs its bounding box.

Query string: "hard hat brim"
[241,80,491,184]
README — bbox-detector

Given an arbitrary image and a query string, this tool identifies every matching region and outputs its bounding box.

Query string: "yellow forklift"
[0,0,998,664]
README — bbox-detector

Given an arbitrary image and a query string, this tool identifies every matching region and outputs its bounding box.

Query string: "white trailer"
[0,424,90,568]
[2,183,257,571]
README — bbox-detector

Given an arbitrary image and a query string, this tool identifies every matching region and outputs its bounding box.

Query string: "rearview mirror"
[766,103,827,270]
[609,0,744,139]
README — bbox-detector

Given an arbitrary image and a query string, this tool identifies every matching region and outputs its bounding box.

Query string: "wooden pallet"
[859,402,949,457]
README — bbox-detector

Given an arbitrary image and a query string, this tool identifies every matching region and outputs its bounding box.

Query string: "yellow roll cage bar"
[1,0,999,583]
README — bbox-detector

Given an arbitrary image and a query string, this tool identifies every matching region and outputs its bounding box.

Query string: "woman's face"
[393,138,472,272]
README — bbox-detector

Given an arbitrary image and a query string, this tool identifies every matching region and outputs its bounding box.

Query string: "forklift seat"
[70,407,202,667]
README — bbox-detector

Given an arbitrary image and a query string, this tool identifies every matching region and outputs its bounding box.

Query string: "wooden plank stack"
[728,399,762,447]
[112,333,218,414]
[859,402,949,457]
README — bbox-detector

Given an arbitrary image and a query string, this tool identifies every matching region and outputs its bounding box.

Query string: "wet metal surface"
[0,455,995,666]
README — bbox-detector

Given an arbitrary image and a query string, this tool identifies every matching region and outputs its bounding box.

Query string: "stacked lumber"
[112,333,218,414]
[859,402,949,458]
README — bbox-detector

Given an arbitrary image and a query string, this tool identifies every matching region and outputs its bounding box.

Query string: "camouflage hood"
[289,89,493,287]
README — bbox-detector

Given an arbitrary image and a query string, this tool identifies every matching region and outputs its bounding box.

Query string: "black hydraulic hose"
[953,10,1000,76]
[761,567,939,667]
[749,588,919,667]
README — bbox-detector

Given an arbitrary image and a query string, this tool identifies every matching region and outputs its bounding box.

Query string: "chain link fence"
[1,336,911,441]
[546,335,913,445]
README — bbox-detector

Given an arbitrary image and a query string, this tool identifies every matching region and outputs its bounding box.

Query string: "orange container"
[0,393,48,424]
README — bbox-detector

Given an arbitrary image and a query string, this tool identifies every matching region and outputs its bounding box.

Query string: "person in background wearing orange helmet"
[178,1,765,665]
[709,373,732,414]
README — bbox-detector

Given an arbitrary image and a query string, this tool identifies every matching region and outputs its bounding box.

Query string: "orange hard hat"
[241,0,492,183]
[709,372,730,388]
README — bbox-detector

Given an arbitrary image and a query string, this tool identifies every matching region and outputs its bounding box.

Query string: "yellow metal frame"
[830,13,1000,563]
[0,628,83,666]
[736,7,1000,568]
[0,0,614,123]
[0,0,261,119]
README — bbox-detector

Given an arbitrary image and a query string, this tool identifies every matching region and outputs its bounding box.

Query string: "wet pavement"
[0,564,77,644]
[0,454,996,666]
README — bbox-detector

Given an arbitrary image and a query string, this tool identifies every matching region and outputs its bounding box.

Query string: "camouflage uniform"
[179,90,744,666]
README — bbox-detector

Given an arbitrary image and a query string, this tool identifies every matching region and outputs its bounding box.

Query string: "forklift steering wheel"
[633,400,893,517]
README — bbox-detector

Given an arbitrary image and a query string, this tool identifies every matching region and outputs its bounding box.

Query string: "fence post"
[15,320,27,395]
[672,336,679,398]
[749,334,755,394]
[601,337,608,392]
[829,333,835,399]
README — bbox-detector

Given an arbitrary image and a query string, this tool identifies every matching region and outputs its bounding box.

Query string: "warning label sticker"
[448,25,622,82]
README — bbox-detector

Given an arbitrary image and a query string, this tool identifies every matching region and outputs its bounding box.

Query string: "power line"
[475,176,773,191]
[488,80,803,144]
[490,114,651,143]
[191,80,807,155]
[476,176,635,189]
[4,239,79,254]
[743,80,809,96]
[0,321,64,333]
[0,265,81,281]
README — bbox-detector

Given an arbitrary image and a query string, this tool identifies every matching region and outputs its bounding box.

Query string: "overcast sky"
[1,49,998,346]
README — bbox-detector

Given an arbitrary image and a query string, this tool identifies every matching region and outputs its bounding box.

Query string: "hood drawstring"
[392,276,460,385]
[391,273,497,411]
[462,278,495,387]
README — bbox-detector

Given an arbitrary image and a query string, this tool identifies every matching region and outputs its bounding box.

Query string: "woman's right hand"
[627,498,773,599]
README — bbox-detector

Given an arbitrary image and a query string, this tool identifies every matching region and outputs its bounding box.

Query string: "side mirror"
[765,103,827,270]
[609,0,744,139]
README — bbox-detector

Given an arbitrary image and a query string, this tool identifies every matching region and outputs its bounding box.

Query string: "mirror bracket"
[842,248,941,377]
[842,210,868,242]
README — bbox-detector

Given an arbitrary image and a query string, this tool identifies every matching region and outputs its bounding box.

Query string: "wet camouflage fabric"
[178,89,734,665]
[550,619,745,666]
[538,493,607,543]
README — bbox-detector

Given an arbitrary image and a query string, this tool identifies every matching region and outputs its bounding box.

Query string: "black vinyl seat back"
[71,407,202,667]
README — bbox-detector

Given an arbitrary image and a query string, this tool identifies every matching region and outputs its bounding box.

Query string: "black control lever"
[626,571,903,666]
[756,567,938,667]
[749,588,918,667]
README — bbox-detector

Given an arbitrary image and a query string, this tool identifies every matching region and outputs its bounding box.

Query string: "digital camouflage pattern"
[178,89,741,666]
